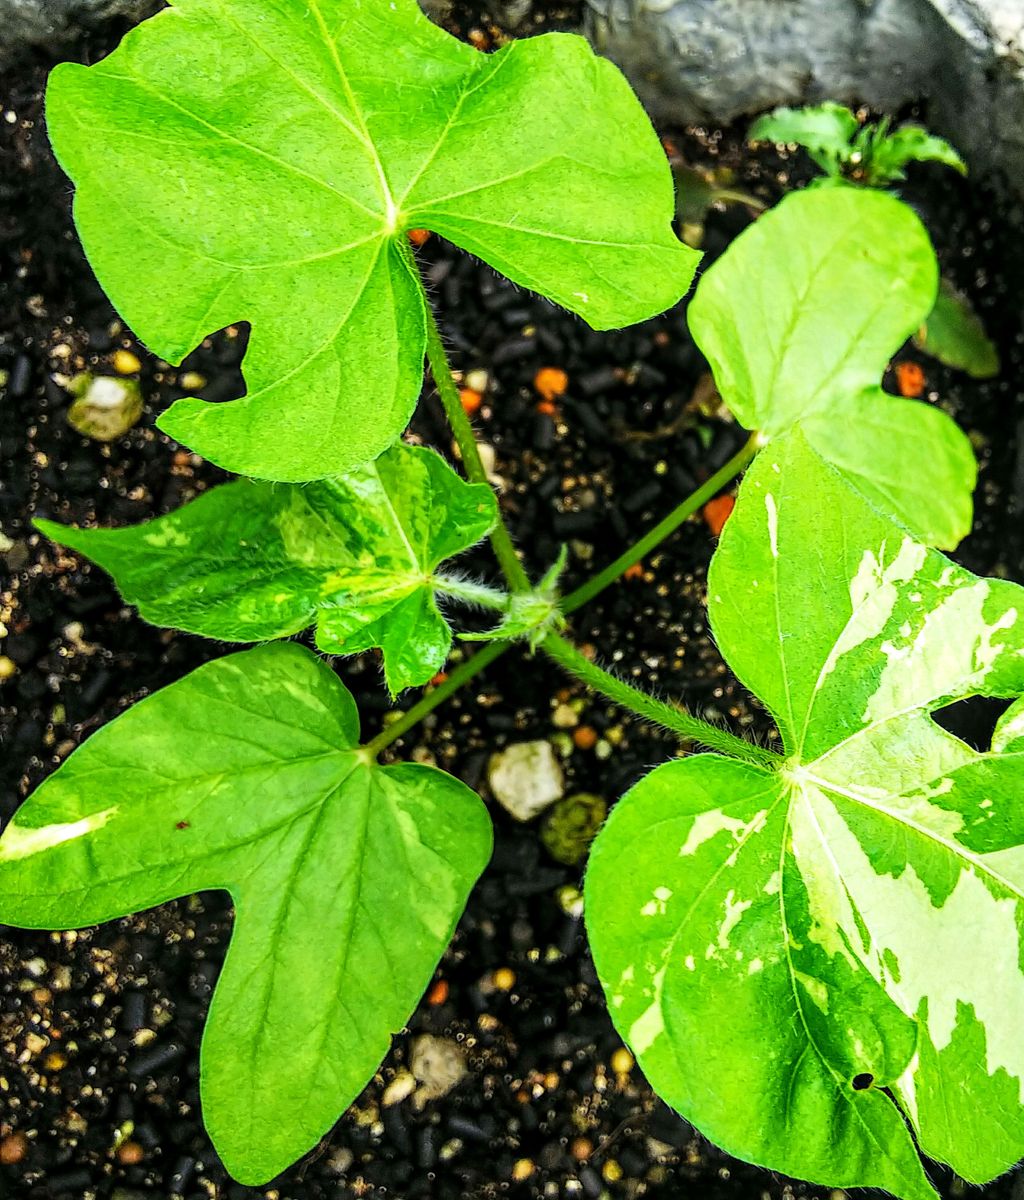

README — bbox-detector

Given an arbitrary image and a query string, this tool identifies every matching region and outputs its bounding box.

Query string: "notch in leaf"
[688,186,976,548]
[0,642,493,1183]
[36,442,497,695]
[586,428,1024,1199]
[46,0,698,481]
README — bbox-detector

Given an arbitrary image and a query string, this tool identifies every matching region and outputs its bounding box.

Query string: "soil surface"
[3,4,1024,1199]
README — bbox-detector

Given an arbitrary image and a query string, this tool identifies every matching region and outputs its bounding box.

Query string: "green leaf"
[749,102,859,173]
[46,0,698,481]
[0,642,492,1183]
[689,186,976,547]
[36,442,495,694]
[863,124,967,186]
[586,428,1024,1198]
[915,277,1000,379]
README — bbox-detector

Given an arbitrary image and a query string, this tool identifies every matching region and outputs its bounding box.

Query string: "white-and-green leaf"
[688,187,976,548]
[0,643,492,1183]
[586,429,1024,1198]
[47,0,697,480]
[37,442,496,694]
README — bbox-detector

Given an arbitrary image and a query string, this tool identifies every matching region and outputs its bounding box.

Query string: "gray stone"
[0,0,156,63]
[584,0,1024,189]
[487,740,565,822]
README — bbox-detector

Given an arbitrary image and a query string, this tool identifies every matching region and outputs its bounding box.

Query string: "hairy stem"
[416,276,532,594]
[540,632,779,768]
[561,433,761,615]
[365,430,762,757]
[433,576,510,610]
[364,641,507,757]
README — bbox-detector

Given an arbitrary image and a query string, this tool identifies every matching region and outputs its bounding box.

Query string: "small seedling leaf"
[587,428,1024,1198]
[46,0,697,480]
[749,102,860,173]
[862,124,967,186]
[915,277,1000,379]
[37,443,496,694]
[689,186,976,547]
[0,643,492,1183]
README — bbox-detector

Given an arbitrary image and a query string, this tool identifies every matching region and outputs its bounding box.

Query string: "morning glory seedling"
[0,0,1009,1191]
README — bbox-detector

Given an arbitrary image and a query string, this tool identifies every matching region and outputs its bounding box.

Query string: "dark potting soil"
[3,4,1024,1199]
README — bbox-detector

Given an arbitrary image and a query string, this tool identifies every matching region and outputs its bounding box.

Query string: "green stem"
[561,432,760,616]
[364,429,762,757]
[417,281,532,594]
[433,576,509,611]
[364,641,507,757]
[540,632,778,768]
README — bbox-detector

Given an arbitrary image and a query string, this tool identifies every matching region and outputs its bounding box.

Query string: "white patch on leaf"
[0,808,119,861]
[764,493,779,558]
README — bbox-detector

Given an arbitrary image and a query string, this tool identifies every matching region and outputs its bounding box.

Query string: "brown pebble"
[116,1140,145,1165]
[570,1136,593,1161]
[0,1132,28,1165]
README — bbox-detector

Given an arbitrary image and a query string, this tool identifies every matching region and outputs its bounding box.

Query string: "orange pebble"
[0,1133,28,1165]
[573,726,598,751]
[535,400,557,416]
[623,562,644,581]
[407,228,431,247]
[533,366,569,402]
[895,360,926,398]
[459,387,482,415]
[703,494,735,537]
[427,979,449,1006]
[117,1141,145,1166]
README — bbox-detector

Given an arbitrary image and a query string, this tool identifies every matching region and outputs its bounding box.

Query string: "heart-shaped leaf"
[0,643,492,1183]
[688,187,976,547]
[586,429,1024,1198]
[47,0,697,481]
[37,442,496,694]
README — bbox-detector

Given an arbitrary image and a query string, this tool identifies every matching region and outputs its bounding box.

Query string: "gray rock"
[585,0,1024,189]
[0,0,156,63]
[487,740,565,822]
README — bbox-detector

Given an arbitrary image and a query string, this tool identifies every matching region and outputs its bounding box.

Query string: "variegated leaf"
[37,442,496,694]
[688,187,976,548]
[586,428,1024,1198]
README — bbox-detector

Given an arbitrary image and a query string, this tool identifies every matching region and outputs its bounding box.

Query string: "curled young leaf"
[37,442,496,694]
[689,187,976,548]
[587,429,1024,1199]
[47,0,697,480]
[0,643,493,1184]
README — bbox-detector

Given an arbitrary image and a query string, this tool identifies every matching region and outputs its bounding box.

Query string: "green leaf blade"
[37,442,497,693]
[0,643,493,1183]
[588,430,1024,1195]
[47,0,697,479]
[689,186,976,547]
[749,102,860,167]
[585,754,938,1200]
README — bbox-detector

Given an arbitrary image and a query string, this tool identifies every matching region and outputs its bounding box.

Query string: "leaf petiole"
[538,631,779,768]
[433,576,510,611]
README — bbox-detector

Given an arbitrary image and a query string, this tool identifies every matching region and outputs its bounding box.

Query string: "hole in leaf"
[851,1073,874,1091]
[173,323,250,406]
[931,695,1012,752]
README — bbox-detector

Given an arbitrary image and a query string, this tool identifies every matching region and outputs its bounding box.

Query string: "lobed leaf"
[688,186,976,547]
[0,643,493,1183]
[46,0,698,480]
[587,429,1024,1198]
[862,124,967,186]
[37,442,495,694]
